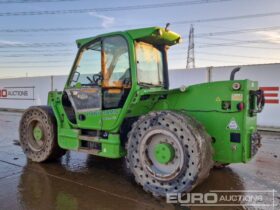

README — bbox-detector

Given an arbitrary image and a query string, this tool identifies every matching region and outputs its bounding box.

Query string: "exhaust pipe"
[230,67,241,80]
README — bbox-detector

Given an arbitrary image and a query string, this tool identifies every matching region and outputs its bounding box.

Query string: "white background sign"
[0,87,34,100]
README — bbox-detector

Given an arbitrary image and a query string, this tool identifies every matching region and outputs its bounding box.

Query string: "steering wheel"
[93,73,102,84]
[86,73,102,86]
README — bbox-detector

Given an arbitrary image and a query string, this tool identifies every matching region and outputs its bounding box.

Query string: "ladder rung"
[79,135,99,141]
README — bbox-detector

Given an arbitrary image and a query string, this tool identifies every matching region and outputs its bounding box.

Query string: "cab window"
[69,36,131,110]
[136,42,163,86]
[102,36,131,109]
[70,41,101,87]
[103,36,130,88]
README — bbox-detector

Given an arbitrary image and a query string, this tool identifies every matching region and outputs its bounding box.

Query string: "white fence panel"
[209,64,280,128]
[0,63,279,129]
[0,76,52,109]
[169,69,208,88]
[52,75,68,91]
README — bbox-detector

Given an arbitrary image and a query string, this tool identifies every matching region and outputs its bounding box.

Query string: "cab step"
[78,148,100,155]
[79,135,100,142]
[78,135,102,155]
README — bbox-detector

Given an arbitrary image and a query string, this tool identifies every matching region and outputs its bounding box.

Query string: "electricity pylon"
[186,24,195,69]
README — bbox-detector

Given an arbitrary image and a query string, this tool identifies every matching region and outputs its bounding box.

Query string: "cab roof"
[76,27,181,48]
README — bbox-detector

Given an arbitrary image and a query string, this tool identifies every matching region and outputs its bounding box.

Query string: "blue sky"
[0,0,280,78]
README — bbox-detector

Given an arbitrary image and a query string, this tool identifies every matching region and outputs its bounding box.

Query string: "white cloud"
[89,12,115,28]
[255,31,280,44]
[0,40,24,46]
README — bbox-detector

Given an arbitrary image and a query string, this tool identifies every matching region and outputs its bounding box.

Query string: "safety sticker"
[227,118,240,130]
[216,96,221,102]
[231,93,243,101]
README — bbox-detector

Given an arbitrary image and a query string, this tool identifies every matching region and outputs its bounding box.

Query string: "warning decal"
[231,93,243,101]
[216,97,221,102]
[227,118,240,130]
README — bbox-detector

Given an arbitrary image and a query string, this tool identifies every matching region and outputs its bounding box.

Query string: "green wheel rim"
[154,143,175,164]
[33,126,43,141]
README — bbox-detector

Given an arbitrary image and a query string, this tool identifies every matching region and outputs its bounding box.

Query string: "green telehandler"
[19,27,264,197]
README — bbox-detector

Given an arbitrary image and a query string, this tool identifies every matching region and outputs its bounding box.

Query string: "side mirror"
[72,71,80,82]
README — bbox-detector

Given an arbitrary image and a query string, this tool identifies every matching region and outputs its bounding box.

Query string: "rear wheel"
[19,106,66,162]
[126,111,213,197]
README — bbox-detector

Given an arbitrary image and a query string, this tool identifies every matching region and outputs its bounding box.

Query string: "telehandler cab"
[19,27,264,197]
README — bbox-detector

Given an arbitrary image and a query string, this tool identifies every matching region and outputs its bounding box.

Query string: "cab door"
[101,36,131,130]
[64,36,131,131]
[66,41,103,130]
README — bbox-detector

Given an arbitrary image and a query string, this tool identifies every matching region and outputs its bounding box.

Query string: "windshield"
[70,36,131,88]
[136,42,163,86]
[70,41,101,87]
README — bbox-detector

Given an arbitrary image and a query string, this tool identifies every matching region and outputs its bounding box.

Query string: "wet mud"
[0,111,279,210]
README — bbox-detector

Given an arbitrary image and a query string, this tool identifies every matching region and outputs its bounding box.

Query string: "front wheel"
[19,106,66,162]
[126,111,213,197]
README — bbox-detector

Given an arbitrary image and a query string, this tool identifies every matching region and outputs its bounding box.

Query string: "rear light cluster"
[237,102,245,111]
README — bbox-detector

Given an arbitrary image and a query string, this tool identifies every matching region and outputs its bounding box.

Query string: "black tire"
[19,106,66,162]
[125,111,213,197]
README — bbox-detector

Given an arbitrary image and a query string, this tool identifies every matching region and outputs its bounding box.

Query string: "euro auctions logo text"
[0,89,8,98]
[166,190,277,208]
[0,87,34,100]
[0,88,29,98]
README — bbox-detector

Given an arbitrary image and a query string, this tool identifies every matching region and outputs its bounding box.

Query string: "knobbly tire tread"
[125,111,213,197]
[19,106,66,162]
